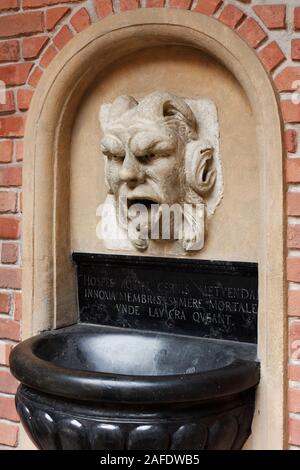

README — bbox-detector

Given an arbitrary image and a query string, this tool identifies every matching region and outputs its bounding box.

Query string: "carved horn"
[108,95,138,121]
[140,92,198,140]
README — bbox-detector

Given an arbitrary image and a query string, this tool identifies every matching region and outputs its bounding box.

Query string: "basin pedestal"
[16,384,256,450]
[11,324,259,450]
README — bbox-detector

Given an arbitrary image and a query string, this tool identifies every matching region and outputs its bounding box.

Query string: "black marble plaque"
[73,253,258,344]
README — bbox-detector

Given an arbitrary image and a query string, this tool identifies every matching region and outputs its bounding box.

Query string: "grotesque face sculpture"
[99,92,222,252]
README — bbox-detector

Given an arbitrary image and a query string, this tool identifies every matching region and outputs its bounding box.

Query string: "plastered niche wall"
[70,46,258,262]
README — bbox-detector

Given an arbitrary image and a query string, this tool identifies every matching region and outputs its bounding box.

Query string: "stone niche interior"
[70,45,259,262]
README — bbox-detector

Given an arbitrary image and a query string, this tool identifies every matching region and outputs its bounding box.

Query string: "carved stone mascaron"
[99,92,223,253]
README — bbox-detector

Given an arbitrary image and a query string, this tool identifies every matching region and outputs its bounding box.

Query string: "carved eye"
[101,149,112,158]
[138,154,154,164]
[113,154,125,162]
[103,150,124,162]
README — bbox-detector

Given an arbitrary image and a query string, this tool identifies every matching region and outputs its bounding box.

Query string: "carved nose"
[119,154,144,188]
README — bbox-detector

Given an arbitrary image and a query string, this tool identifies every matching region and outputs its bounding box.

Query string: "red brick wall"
[0,0,299,449]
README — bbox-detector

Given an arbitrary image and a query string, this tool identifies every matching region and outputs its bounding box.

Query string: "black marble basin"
[10,324,259,450]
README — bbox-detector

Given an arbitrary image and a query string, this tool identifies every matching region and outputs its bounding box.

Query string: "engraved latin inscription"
[83,274,258,329]
[75,256,258,343]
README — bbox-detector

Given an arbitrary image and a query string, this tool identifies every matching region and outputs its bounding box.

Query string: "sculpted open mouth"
[126,197,160,210]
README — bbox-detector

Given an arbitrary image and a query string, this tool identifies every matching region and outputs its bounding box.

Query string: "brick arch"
[24,1,295,171]
[26,1,287,93]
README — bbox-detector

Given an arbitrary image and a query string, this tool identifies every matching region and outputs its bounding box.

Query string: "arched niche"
[22,9,286,449]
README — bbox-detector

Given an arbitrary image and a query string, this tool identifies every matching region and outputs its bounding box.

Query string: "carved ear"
[189,146,216,195]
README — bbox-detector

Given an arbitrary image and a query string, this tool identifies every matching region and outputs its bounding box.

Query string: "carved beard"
[118,198,157,251]
[116,196,204,252]
[180,202,205,252]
